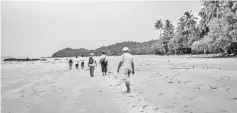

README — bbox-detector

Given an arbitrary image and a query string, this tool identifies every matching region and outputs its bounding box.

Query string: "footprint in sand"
[183,105,188,108]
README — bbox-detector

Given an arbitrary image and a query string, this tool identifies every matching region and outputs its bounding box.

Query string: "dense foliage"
[154,0,237,55]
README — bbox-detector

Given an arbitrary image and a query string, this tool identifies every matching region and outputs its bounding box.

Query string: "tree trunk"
[160,29,162,37]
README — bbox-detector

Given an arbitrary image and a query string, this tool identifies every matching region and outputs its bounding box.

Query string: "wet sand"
[1,55,237,113]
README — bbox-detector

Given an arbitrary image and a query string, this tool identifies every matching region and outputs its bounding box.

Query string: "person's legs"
[101,64,105,76]
[90,66,93,77]
[69,64,72,70]
[92,66,95,77]
[81,62,84,69]
[124,69,131,93]
[104,62,107,75]
[75,64,78,69]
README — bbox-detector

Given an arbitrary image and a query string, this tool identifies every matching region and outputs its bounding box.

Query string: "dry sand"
[1,55,237,113]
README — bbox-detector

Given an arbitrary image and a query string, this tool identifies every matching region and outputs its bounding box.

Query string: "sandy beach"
[1,55,237,113]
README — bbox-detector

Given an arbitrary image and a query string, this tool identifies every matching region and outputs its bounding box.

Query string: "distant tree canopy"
[52,40,159,57]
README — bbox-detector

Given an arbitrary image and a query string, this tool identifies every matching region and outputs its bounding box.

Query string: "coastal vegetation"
[52,1,237,57]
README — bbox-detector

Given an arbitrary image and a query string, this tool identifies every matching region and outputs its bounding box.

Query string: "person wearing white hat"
[117,47,135,93]
[88,53,97,77]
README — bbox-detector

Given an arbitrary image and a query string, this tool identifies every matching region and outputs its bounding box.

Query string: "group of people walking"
[68,55,84,70]
[68,47,135,93]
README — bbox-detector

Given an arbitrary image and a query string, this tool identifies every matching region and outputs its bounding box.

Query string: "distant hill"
[52,40,159,57]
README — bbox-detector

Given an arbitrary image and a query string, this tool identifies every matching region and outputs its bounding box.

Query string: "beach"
[1,55,237,113]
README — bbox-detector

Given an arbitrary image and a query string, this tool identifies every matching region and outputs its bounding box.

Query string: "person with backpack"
[117,47,135,93]
[88,53,97,77]
[99,52,108,76]
[75,56,80,70]
[68,57,73,70]
[81,55,85,69]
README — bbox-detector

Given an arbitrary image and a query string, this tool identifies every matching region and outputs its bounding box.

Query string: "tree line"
[52,40,159,57]
[154,0,237,56]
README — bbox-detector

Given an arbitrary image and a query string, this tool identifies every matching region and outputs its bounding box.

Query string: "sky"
[1,0,202,58]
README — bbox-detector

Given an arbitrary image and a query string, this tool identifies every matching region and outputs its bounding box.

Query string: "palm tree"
[180,11,198,47]
[198,7,210,37]
[201,0,224,22]
[162,19,174,54]
[163,19,174,38]
[155,19,164,38]
[181,11,198,33]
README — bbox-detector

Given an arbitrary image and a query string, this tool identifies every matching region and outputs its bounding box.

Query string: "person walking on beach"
[117,47,135,93]
[81,55,85,69]
[99,52,108,76]
[68,57,73,70]
[88,53,97,77]
[75,56,80,70]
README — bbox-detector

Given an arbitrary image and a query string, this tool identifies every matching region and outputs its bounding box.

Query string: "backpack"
[89,57,93,64]
[101,56,107,64]
[69,59,73,64]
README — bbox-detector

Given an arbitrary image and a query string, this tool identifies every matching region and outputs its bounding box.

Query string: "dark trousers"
[75,64,79,69]
[101,63,107,74]
[81,62,84,69]
[90,66,95,77]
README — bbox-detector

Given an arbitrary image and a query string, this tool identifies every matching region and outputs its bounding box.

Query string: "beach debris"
[143,105,148,109]
[154,107,159,110]
[221,110,228,112]
[217,76,230,81]
[183,81,190,83]
[194,87,200,90]
[209,85,218,89]
[226,88,230,91]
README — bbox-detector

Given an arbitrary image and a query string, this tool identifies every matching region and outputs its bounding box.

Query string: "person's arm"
[131,62,135,74]
[117,55,124,73]
[99,57,101,65]
[117,61,123,73]
[88,59,90,67]
[131,56,135,74]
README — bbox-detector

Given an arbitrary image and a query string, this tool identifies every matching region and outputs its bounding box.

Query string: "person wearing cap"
[88,53,97,77]
[117,47,135,93]
[99,52,109,76]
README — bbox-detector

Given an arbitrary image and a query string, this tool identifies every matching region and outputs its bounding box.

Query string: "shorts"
[75,64,79,68]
